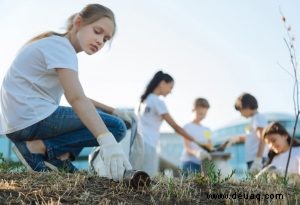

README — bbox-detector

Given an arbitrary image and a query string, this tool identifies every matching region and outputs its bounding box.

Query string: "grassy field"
[0,157,299,205]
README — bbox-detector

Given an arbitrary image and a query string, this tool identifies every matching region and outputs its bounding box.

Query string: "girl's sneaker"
[12,144,48,172]
[45,158,79,173]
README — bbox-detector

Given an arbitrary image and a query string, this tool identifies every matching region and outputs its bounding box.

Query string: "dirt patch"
[0,172,299,204]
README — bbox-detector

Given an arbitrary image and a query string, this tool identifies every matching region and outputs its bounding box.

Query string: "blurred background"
[1,0,299,131]
[1,0,300,178]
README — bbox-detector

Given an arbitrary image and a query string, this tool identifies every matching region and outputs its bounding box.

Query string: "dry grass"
[0,170,299,205]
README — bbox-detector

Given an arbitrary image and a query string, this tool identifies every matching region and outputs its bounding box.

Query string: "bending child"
[0,4,133,182]
[229,93,268,172]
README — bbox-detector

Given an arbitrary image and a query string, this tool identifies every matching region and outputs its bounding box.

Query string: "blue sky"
[0,0,299,131]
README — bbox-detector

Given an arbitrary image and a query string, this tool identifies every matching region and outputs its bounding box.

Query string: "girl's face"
[160,81,174,97]
[194,107,208,121]
[239,108,253,118]
[264,133,289,153]
[76,17,114,54]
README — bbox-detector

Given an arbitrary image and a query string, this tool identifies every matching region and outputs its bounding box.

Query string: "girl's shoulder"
[35,35,76,55]
[147,94,165,103]
[40,35,69,46]
[183,122,194,128]
[183,122,210,131]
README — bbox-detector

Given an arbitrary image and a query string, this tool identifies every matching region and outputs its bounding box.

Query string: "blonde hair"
[194,98,210,109]
[27,4,116,44]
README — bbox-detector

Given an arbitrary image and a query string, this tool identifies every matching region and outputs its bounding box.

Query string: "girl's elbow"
[67,94,86,106]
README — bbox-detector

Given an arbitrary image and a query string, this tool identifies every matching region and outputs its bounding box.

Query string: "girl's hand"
[194,140,213,152]
[97,132,132,181]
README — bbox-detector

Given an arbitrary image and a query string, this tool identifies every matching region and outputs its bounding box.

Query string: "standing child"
[262,122,300,175]
[137,71,211,177]
[180,98,212,175]
[0,4,133,182]
[229,93,268,172]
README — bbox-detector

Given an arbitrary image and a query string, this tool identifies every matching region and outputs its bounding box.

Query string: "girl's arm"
[56,68,132,181]
[249,127,266,171]
[162,113,212,152]
[162,113,196,142]
[57,68,108,137]
[89,98,115,114]
[89,99,135,127]
[256,127,265,158]
[180,127,212,160]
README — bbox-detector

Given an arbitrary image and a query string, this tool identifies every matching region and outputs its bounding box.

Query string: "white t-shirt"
[0,35,78,134]
[137,93,168,147]
[180,122,212,164]
[245,112,268,162]
[270,147,300,175]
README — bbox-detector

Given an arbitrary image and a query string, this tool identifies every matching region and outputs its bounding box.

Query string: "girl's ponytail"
[138,70,173,111]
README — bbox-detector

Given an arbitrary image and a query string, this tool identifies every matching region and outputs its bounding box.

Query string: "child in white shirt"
[137,71,211,177]
[262,121,300,175]
[180,98,212,175]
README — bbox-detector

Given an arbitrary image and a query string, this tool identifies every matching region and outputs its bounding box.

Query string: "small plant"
[166,177,177,198]
[255,169,290,187]
[0,152,25,172]
[200,160,236,185]
[279,10,299,179]
[276,174,290,186]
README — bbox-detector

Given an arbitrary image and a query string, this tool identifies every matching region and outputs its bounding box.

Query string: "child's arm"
[57,68,108,136]
[89,98,115,114]
[183,137,211,160]
[162,113,198,142]
[256,127,265,158]
[57,68,131,181]
[250,127,265,171]
[228,135,246,146]
[162,113,212,152]
[89,98,136,126]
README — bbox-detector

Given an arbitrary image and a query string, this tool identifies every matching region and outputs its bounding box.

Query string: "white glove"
[250,157,263,172]
[195,148,212,160]
[97,132,132,181]
[113,108,137,126]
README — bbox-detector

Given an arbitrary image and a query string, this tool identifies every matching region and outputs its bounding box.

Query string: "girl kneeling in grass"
[0,4,132,181]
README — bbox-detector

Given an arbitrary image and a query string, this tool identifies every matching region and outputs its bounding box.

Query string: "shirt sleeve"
[255,113,268,128]
[154,97,168,115]
[39,37,78,71]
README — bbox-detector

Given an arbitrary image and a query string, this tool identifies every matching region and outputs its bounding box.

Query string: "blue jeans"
[182,161,201,176]
[6,106,127,161]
